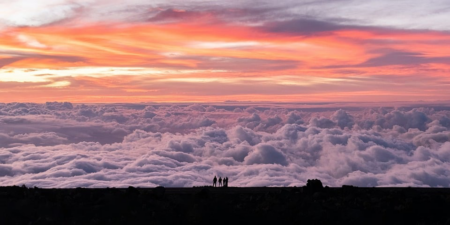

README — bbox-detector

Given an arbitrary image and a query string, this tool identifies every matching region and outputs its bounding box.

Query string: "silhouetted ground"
[1,185,450,225]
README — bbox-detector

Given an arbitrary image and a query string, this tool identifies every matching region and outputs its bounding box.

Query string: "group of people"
[213,176,229,187]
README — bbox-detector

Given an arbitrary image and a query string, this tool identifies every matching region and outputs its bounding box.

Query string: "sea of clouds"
[0,102,450,188]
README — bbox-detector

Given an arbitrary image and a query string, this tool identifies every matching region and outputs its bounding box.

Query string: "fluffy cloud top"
[1,102,450,187]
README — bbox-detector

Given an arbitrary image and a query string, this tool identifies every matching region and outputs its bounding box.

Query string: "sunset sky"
[1,0,450,103]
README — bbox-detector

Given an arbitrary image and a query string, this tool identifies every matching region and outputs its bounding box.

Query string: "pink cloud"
[0,102,450,187]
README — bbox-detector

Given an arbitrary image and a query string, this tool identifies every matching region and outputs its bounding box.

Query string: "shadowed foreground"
[1,186,450,225]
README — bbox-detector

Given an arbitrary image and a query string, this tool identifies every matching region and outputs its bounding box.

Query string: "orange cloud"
[1,20,450,103]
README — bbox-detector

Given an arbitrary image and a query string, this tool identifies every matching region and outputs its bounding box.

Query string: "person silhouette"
[225,177,228,187]
[213,176,217,187]
[219,177,222,187]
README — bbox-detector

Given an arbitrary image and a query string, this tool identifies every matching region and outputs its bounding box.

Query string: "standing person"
[219,177,222,187]
[213,176,217,187]
[225,177,229,187]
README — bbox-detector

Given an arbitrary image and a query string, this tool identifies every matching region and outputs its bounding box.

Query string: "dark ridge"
[1,184,450,225]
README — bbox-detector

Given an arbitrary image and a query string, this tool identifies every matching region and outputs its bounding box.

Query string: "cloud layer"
[1,102,450,187]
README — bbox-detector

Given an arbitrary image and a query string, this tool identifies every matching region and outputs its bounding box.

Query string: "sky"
[1,0,450,102]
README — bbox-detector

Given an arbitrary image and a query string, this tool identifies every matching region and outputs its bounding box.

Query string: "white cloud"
[0,102,450,187]
[16,34,47,48]
[0,0,84,27]
[0,0,448,31]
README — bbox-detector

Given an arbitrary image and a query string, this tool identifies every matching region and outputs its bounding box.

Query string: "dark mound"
[1,185,450,225]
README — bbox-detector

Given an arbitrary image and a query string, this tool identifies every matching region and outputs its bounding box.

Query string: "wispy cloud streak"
[0,0,450,102]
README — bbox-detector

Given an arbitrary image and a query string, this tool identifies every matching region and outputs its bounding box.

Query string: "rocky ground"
[1,185,450,225]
